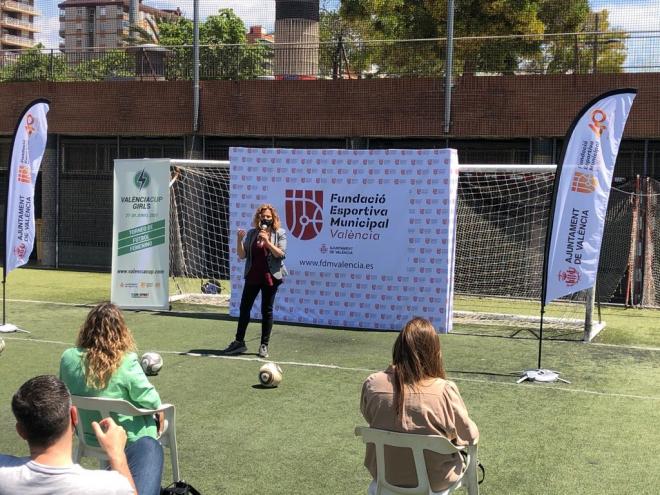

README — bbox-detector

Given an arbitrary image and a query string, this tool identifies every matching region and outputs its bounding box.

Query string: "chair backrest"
[71,395,180,482]
[355,426,479,495]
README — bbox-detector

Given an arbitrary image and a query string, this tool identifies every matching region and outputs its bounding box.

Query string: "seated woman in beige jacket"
[360,317,479,493]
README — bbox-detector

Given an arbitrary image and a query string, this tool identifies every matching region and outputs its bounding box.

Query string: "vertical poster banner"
[111,159,170,310]
[230,148,459,332]
[5,100,49,274]
[545,89,637,304]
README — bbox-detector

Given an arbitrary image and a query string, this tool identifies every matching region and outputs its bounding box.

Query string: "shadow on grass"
[181,349,260,357]
[447,369,520,378]
[451,326,584,343]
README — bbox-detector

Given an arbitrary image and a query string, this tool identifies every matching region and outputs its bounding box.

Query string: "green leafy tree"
[336,0,626,75]
[158,16,194,46]
[157,9,271,80]
[73,50,134,81]
[0,45,67,82]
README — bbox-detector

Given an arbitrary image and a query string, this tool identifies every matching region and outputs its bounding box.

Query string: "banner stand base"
[0,323,30,333]
[516,369,570,384]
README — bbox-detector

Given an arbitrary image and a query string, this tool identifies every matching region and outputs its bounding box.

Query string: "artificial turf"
[0,269,658,494]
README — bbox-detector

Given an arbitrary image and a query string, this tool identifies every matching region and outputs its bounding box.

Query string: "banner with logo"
[545,89,636,304]
[111,159,170,309]
[4,99,49,275]
[230,148,459,332]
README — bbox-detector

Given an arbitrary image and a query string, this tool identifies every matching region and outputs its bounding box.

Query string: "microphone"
[257,223,268,247]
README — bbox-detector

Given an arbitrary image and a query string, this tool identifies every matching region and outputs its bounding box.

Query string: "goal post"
[168,159,231,305]
[166,159,602,340]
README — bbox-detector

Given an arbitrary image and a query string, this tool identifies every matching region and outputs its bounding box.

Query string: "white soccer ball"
[0,338,5,355]
[140,352,163,376]
[258,362,282,388]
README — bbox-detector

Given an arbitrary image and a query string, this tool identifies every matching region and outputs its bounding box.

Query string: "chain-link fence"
[1,29,660,83]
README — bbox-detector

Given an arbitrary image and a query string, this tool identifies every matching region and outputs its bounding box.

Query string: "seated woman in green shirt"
[60,302,163,446]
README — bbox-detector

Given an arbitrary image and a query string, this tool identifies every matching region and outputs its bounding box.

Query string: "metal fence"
[1,30,658,82]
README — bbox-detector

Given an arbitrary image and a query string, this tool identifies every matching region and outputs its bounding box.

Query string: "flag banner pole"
[1,98,50,334]
[519,88,637,384]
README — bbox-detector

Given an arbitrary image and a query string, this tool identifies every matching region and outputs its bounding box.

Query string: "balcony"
[1,15,38,32]
[2,1,40,16]
[0,33,37,48]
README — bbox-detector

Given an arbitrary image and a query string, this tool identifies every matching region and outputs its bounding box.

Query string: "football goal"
[167,159,601,339]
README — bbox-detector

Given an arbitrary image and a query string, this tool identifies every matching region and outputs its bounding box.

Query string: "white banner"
[111,159,170,310]
[545,89,637,304]
[5,100,49,274]
[230,148,459,332]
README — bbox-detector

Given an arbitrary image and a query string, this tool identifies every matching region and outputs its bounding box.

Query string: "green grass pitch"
[0,269,659,494]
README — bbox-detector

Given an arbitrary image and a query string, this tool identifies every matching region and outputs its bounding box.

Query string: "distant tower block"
[274,0,319,79]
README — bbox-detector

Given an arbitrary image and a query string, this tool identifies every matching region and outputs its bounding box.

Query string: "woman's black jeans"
[235,280,281,345]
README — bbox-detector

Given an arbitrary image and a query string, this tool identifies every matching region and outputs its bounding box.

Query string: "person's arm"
[92,418,137,494]
[124,355,162,410]
[263,229,286,259]
[237,229,247,259]
[442,381,479,445]
[360,378,373,423]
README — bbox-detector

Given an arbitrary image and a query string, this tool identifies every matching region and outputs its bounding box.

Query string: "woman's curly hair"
[77,302,136,389]
[251,203,282,230]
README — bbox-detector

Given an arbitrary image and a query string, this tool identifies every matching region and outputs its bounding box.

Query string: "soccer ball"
[258,362,282,388]
[140,352,163,376]
[0,338,5,355]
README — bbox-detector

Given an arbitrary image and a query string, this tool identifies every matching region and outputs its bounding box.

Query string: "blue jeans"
[125,436,164,495]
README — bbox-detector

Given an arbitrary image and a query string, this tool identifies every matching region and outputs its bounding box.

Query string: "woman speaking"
[223,203,287,358]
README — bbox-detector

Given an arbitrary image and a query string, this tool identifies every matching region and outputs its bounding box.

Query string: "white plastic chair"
[71,395,180,482]
[355,426,479,495]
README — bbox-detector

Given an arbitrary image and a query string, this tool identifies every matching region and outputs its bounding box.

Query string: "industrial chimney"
[274,0,319,79]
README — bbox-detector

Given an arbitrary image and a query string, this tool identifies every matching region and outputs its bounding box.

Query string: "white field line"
[5,337,660,401]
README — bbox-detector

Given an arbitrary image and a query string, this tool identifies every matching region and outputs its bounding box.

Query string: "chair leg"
[465,446,479,495]
[169,442,180,482]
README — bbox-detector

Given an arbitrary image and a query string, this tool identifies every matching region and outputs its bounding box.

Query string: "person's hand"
[156,411,166,435]
[257,229,270,246]
[237,229,247,242]
[92,417,127,460]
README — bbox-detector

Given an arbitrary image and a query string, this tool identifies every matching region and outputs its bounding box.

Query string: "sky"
[34,0,660,69]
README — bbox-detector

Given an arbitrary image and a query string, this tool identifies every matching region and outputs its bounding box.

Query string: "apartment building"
[0,0,40,49]
[58,0,180,51]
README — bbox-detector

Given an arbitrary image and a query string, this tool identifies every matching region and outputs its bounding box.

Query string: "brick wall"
[0,73,658,138]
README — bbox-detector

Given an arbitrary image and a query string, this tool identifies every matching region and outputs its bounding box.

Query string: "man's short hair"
[12,375,72,448]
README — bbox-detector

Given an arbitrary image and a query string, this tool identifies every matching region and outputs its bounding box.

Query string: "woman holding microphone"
[223,203,287,358]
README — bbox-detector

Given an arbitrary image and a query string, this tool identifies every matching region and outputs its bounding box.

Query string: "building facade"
[0,0,39,49]
[57,0,180,51]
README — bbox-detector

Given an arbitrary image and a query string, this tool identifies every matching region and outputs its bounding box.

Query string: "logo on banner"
[285,189,323,240]
[24,114,36,136]
[571,172,598,194]
[558,267,580,287]
[134,169,150,191]
[588,109,607,136]
[14,243,26,260]
[17,165,31,184]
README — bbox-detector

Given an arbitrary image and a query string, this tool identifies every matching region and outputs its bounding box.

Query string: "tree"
[336,0,625,75]
[157,9,272,80]
[0,45,67,82]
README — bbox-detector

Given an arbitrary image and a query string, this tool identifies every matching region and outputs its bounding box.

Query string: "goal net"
[168,160,231,305]
[454,164,599,339]
[168,160,598,338]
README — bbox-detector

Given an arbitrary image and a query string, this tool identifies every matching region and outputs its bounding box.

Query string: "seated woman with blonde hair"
[60,302,164,495]
[360,317,479,493]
